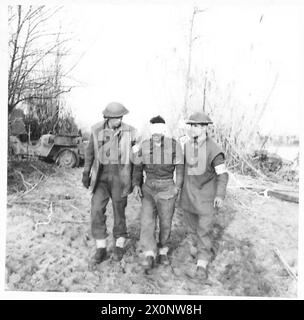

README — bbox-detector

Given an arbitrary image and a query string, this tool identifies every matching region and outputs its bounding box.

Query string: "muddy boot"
[113,246,124,261]
[142,256,154,274]
[93,248,107,264]
[158,254,170,266]
[158,247,170,265]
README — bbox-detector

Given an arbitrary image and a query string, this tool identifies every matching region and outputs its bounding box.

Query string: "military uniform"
[180,112,229,276]
[82,102,138,262]
[132,116,184,269]
[180,136,228,262]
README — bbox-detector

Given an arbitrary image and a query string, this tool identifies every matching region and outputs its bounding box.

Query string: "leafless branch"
[34,201,54,231]
[182,7,207,118]
[15,170,33,190]
[274,248,297,281]
[30,163,47,177]
[13,86,73,108]
[8,173,46,205]
[202,71,208,112]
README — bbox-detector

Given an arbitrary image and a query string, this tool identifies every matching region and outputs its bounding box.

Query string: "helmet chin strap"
[191,131,207,142]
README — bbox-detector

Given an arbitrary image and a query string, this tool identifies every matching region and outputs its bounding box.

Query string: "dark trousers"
[183,202,217,262]
[91,165,128,240]
[139,179,177,254]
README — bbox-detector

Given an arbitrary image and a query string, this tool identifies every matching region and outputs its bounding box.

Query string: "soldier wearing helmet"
[82,102,139,264]
[180,111,229,280]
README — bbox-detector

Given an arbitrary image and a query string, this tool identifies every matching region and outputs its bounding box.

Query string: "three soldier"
[82,103,229,279]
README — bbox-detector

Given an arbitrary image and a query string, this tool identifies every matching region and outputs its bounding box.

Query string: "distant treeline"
[258,134,299,146]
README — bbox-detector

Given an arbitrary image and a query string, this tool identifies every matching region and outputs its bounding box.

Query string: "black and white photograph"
[1,0,303,299]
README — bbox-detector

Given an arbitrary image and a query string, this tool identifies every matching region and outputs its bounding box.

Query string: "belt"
[145,178,174,188]
[146,178,173,182]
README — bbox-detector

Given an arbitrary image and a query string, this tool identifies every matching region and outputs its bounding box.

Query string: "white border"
[1,0,303,301]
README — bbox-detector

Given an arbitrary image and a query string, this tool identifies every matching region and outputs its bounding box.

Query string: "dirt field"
[5,162,299,297]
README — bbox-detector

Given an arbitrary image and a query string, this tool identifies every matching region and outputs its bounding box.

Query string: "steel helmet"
[185,111,213,125]
[102,102,129,118]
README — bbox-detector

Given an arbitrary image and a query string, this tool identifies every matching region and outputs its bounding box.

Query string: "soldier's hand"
[214,196,223,208]
[82,171,90,189]
[174,187,181,209]
[175,186,181,198]
[133,185,142,201]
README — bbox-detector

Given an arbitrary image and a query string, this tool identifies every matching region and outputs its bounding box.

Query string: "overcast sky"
[3,1,303,135]
[47,2,301,136]
[1,0,304,300]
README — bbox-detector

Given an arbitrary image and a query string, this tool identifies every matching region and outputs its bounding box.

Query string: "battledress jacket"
[132,136,184,188]
[180,136,229,214]
[83,120,138,195]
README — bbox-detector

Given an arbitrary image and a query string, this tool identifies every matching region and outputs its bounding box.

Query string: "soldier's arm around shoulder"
[131,132,144,188]
[173,138,185,189]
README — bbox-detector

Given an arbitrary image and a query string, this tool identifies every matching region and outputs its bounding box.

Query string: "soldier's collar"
[191,134,207,145]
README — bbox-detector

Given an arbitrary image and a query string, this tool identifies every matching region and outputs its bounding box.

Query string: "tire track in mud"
[6,168,298,296]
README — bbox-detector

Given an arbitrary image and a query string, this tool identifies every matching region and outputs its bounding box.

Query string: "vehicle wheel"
[56,149,79,168]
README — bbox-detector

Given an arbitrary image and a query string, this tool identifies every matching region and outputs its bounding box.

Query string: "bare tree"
[182,7,207,118]
[8,5,71,115]
[202,71,208,112]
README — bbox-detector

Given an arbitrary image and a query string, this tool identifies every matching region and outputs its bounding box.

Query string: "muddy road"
[6,163,298,296]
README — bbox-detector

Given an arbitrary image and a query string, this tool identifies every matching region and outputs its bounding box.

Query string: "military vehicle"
[9,133,86,168]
